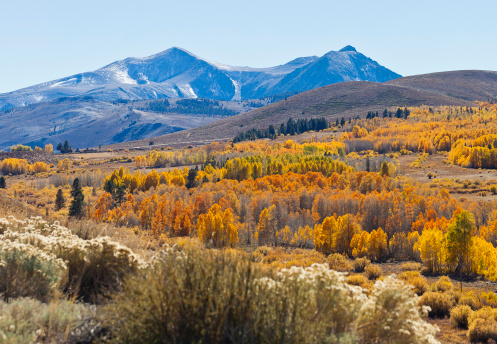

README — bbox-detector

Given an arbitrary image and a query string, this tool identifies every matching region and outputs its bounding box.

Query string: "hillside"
[386,70,497,101]
[0,46,400,110]
[108,71,482,149]
[0,97,258,150]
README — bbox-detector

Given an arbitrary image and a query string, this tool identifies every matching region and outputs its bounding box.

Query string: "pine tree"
[380,161,389,177]
[69,178,85,218]
[55,188,65,210]
[0,176,5,189]
[63,140,72,153]
[185,167,198,189]
[56,143,63,152]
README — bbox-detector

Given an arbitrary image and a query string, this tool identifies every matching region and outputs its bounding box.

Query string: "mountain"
[268,46,400,96]
[107,70,497,150]
[0,97,259,150]
[0,46,400,110]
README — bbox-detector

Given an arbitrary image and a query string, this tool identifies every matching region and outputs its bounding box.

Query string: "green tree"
[56,143,63,152]
[103,177,125,205]
[185,167,198,189]
[446,211,474,274]
[55,189,65,210]
[63,140,72,153]
[379,161,389,177]
[68,178,85,218]
[0,177,5,189]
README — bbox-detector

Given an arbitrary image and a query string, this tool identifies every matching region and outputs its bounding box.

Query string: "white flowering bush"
[358,276,439,344]
[102,248,439,344]
[0,216,143,302]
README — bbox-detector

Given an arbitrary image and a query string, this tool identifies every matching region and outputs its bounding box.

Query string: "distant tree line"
[141,99,237,117]
[367,107,411,119]
[233,117,329,143]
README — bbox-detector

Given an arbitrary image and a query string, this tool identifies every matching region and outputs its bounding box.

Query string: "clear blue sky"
[1,0,496,93]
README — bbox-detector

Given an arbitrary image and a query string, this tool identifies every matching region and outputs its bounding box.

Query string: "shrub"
[468,318,497,343]
[102,248,365,343]
[480,291,497,308]
[409,276,430,296]
[0,242,66,301]
[398,270,421,279]
[398,271,429,295]
[400,262,422,271]
[328,253,352,272]
[353,257,371,272]
[358,277,438,344]
[459,293,482,310]
[0,216,143,303]
[419,291,455,318]
[0,297,93,343]
[490,185,497,195]
[365,264,382,280]
[10,144,32,152]
[435,276,453,292]
[468,307,497,326]
[347,274,369,287]
[450,305,472,329]
[101,248,438,344]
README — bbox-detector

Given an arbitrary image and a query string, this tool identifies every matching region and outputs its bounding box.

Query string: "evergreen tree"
[268,125,276,139]
[186,167,198,189]
[0,176,5,189]
[379,161,390,177]
[68,178,85,218]
[365,156,371,172]
[56,143,63,152]
[55,188,65,210]
[63,140,72,153]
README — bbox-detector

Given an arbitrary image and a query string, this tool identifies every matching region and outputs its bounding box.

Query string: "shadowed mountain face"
[0,46,401,110]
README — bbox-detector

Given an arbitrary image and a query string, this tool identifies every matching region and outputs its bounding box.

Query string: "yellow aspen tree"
[368,227,388,261]
[351,231,370,258]
[415,227,446,274]
[256,208,271,246]
[277,225,293,246]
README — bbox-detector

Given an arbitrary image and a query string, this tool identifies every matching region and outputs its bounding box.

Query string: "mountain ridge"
[0,46,401,110]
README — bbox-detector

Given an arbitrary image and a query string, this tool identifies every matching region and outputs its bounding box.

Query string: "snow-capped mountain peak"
[0,46,401,110]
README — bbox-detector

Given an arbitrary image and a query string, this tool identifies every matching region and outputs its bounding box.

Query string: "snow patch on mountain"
[50,78,78,88]
[177,84,197,98]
